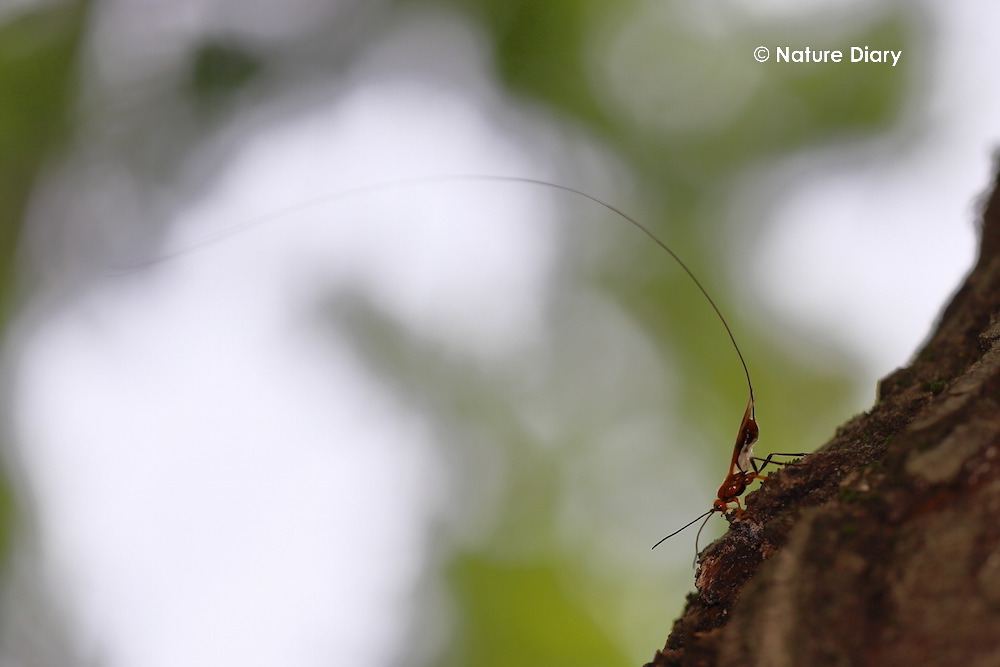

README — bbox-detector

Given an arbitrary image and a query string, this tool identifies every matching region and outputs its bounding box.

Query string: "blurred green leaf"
[0,0,89,570]
[443,555,628,667]
[186,39,264,114]
[0,1,87,313]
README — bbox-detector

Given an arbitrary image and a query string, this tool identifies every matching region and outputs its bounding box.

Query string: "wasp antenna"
[652,508,716,550]
[692,510,719,567]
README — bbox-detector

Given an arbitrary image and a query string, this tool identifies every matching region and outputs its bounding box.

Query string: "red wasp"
[652,385,803,554]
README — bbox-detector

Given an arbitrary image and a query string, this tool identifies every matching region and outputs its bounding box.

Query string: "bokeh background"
[0,1,991,665]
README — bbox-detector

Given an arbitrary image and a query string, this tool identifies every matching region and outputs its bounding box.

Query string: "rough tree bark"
[645,166,1000,667]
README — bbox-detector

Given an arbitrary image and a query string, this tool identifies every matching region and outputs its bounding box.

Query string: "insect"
[649,363,804,557]
[649,394,803,554]
[120,174,803,558]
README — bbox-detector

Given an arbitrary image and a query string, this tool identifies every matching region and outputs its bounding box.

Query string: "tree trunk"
[646,166,1000,667]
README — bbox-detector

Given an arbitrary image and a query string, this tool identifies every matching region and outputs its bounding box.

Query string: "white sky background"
[3,1,997,666]
[748,4,986,369]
